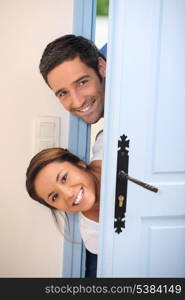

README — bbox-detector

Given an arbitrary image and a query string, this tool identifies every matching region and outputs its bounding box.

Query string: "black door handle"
[118,170,158,193]
[114,134,159,234]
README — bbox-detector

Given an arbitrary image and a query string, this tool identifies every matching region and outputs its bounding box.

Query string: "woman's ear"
[77,161,88,169]
[98,57,106,78]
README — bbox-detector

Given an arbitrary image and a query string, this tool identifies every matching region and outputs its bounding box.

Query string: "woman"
[26,147,101,277]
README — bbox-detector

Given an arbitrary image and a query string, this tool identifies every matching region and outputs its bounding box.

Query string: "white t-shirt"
[90,130,103,161]
[79,212,99,254]
[79,130,103,254]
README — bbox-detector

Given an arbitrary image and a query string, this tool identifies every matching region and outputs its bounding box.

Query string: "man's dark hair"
[39,34,106,85]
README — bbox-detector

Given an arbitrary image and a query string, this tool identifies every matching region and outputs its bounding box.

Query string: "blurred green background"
[97,0,109,16]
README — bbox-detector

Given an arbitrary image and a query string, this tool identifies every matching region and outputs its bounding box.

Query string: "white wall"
[0,0,73,277]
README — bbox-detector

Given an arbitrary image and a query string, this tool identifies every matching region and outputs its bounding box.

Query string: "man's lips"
[73,98,96,114]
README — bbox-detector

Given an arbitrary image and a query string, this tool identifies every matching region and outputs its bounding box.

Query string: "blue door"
[98,0,185,277]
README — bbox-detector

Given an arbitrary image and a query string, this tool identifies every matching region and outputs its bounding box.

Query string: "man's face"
[47,57,106,124]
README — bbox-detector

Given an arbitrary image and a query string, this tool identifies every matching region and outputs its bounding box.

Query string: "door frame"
[97,0,128,277]
[62,0,97,278]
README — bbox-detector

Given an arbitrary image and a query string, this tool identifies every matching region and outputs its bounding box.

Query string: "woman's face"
[34,161,97,213]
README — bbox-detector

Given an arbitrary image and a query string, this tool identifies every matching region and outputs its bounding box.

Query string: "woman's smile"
[73,187,84,206]
[34,161,98,214]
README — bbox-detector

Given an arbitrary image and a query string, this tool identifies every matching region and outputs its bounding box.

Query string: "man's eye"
[61,173,67,183]
[58,91,67,98]
[52,194,58,202]
[79,80,87,86]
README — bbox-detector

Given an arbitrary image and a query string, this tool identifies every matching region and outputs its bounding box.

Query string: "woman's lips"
[73,187,84,206]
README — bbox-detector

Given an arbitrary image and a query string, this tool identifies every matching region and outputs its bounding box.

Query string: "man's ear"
[77,161,88,169]
[98,57,106,78]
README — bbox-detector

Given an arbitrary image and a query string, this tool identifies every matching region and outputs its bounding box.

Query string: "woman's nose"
[60,185,74,202]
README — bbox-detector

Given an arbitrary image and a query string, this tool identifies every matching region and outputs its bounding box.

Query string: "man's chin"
[83,116,102,124]
[88,113,103,124]
[73,111,103,124]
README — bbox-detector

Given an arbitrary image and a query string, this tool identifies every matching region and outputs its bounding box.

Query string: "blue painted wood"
[62,0,97,278]
[98,0,185,277]
[100,43,107,58]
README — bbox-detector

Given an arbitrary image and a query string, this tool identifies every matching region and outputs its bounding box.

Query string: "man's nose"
[70,90,83,109]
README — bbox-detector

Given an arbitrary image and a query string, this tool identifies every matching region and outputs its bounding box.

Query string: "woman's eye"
[61,173,67,183]
[52,194,58,202]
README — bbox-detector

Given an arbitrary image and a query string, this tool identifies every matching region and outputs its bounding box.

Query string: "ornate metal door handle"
[114,134,159,234]
[114,134,129,234]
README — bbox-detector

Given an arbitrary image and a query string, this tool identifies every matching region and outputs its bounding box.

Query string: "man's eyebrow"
[55,75,91,97]
[73,75,91,84]
[47,170,63,199]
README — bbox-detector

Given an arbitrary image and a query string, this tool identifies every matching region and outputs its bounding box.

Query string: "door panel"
[154,0,185,173]
[140,216,185,277]
[98,0,185,277]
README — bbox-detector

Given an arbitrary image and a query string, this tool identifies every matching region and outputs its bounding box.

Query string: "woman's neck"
[82,160,101,222]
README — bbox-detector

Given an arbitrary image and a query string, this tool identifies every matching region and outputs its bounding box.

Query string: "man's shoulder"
[91,130,103,162]
[95,129,103,141]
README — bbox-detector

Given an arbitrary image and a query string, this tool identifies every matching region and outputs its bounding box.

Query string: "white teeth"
[78,99,95,112]
[81,105,90,112]
[74,188,83,205]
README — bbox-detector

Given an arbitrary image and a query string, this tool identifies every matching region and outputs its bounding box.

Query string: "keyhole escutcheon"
[118,195,124,207]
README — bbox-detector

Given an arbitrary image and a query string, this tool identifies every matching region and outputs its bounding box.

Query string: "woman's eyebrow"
[48,191,54,200]
[47,170,64,199]
[56,169,65,182]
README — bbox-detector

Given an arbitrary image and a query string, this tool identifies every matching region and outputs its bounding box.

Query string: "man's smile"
[73,98,96,114]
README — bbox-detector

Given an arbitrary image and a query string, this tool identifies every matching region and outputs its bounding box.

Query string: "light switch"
[33,116,61,153]
[39,122,56,137]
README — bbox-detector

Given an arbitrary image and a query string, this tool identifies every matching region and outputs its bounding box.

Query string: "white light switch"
[39,122,56,137]
[33,116,61,153]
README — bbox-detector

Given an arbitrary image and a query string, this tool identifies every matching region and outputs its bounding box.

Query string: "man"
[39,34,106,124]
[39,34,106,277]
